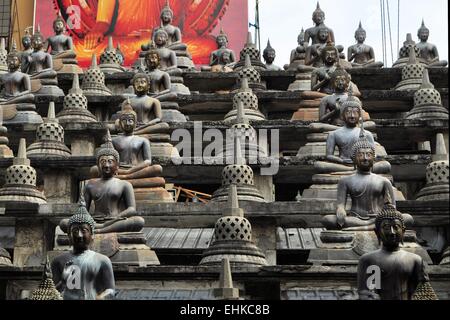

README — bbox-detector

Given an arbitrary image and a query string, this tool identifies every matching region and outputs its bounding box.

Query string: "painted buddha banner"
[35,0,248,67]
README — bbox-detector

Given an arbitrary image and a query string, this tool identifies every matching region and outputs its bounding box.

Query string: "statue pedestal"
[288,71,312,92]
[134,187,174,204]
[2,104,43,125]
[170,76,190,95]
[150,142,180,159]
[52,228,160,267]
[161,101,187,123]
[307,230,432,265]
[54,62,83,75]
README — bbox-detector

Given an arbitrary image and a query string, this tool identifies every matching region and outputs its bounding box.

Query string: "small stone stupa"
[415,133,449,201]
[224,77,266,123]
[99,36,126,74]
[395,46,425,91]
[236,54,266,91]
[0,38,7,74]
[211,135,265,202]
[27,101,71,158]
[233,32,266,72]
[81,54,112,96]
[201,184,267,266]
[213,258,240,300]
[0,138,47,204]
[57,73,98,124]
[406,69,449,120]
[392,33,422,68]
[29,256,62,300]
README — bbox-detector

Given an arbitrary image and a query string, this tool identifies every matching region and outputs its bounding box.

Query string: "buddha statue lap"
[25,25,63,97]
[46,13,82,74]
[347,22,383,68]
[0,41,42,125]
[415,20,447,67]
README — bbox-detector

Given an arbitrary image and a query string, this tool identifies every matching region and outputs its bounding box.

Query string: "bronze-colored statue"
[304,2,335,45]
[263,40,281,71]
[52,204,115,300]
[60,133,144,234]
[416,20,447,67]
[203,28,236,72]
[358,205,437,300]
[20,28,33,73]
[321,129,412,231]
[152,28,181,75]
[315,99,389,175]
[0,41,35,105]
[347,22,383,68]
[285,28,307,70]
[144,47,177,101]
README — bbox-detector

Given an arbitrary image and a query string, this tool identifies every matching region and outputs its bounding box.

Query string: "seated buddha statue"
[263,40,282,71]
[151,28,182,76]
[60,135,144,234]
[347,22,383,68]
[310,40,360,95]
[20,29,33,73]
[202,28,236,72]
[321,132,413,231]
[285,28,307,70]
[415,20,447,67]
[112,107,173,203]
[304,3,335,46]
[144,47,176,100]
[305,26,331,68]
[46,13,81,74]
[25,25,63,96]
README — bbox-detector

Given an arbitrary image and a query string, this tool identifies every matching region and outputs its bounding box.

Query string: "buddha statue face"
[69,223,93,252]
[317,28,329,43]
[161,9,174,24]
[53,19,65,34]
[355,147,375,172]
[216,35,228,48]
[313,12,325,25]
[98,155,119,178]
[418,29,429,42]
[22,35,31,50]
[323,48,338,65]
[355,31,366,43]
[342,106,360,127]
[154,30,168,47]
[7,55,20,72]
[31,35,44,51]
[145,51,160,70]
[119,113,136,134]
[133,75,150,95]
[377,219,404,250]
[332,75,350,92]
[263,49,276,64]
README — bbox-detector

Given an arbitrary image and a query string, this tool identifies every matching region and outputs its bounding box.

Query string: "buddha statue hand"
[336,207,347,228]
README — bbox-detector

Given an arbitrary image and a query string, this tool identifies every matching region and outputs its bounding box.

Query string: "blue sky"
[248,0,448,67]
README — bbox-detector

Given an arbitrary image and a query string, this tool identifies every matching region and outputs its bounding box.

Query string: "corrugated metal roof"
[277,227,325,250]
[115,288,214,300]
[143,228,214,249]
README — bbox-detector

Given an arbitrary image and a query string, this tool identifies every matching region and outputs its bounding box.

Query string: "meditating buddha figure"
[415,20,447,67]
[347,22,383,68]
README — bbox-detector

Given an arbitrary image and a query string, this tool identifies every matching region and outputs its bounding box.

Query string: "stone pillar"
[71,135,96,156]
[251,218,277,265]
[13,219,52,267]
[43,170,73,203]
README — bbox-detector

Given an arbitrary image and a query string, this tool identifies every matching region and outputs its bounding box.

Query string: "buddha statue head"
[330,63,351,93]
[154,28,169,48]
[417,19,430,42]
[68,201,96,252]
[355,21,366,43]
[22,28,32,50]
[351,124,376,172]
[31,26,45,51]
[96,131,120,178]
[160,1,174,24]
[53,12,65,35]
[7,41,20,72]
[132,72,150,96]
[118,101,137,135]
[340,90,362,127]
[216,28,229,48]
[375,204,405,249]
[312,2,325,25]
[262,40,276,64]
[321,39,338,66]
[144,43,161,70]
